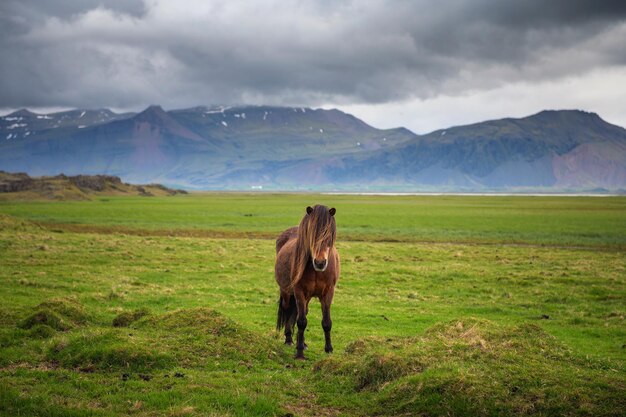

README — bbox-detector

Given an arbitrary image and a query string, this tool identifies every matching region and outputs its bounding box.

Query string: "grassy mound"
[47,330,175,372]
[35,308,284,374]
[138,307,286,367]
[145,307,241,333]
[37,299,89,324]
[19,309,69,331]
[314,318,626,416]
[19,298,89,332]
[112,308,150,327]
[27,324,57,339]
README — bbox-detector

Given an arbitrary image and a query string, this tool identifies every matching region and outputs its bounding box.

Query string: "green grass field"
[0,194,625,416]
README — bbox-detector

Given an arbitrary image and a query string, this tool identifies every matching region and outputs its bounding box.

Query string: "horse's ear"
[329,208,336,216]
[306,206,313,215]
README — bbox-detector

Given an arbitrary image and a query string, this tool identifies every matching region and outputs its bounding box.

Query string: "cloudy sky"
[1,0,625,133]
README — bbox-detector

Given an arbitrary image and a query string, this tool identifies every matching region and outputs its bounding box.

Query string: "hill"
[1,106,625,191]
[318,110,626,190]
[0,171,186,200]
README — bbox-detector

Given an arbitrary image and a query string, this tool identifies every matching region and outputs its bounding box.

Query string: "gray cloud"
[1,0,625,110]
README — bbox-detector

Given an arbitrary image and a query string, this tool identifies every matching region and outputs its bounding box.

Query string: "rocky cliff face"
[0,172,34,193]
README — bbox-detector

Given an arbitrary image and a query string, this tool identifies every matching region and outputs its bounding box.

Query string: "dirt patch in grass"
[37,222,278,240]
[32,220,626,250]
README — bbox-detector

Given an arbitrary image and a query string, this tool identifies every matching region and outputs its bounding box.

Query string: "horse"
[275,205,340,359]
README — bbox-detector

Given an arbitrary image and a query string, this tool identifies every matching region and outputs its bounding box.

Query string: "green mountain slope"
[315,110,626,190]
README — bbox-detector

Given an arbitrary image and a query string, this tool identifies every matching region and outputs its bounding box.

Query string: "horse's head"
[301,205,336,272]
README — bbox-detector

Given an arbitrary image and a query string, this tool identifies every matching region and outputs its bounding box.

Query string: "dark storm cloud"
[1,0,625,109]
[478,0,626,28]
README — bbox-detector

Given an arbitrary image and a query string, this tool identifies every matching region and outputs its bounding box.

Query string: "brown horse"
[275,205,340,359]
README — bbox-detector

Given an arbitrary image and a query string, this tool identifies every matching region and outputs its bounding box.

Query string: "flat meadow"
[0,193,625,416]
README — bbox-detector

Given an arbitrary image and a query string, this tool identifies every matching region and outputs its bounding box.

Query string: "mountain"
[316,110,626,190]
[0,105,413,188]
[1,106,625,191]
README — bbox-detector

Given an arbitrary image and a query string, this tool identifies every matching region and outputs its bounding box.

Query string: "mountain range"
[1,105,625,192]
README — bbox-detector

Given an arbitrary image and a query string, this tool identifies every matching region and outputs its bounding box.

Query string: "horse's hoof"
[325,347,333,354]
[295,353,306,360]
[284,340,293,346]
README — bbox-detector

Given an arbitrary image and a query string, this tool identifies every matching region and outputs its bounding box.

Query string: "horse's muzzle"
[313,259,328,272]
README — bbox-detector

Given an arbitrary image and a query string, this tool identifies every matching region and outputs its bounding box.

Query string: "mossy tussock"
[137,307,287,367]
[47,330,175,372]
[27,324,57,339]
[34,307,284,373]
[112,308,150,327]
[315,318,626,416]
[19,298,89,332]
[143,307,240,335]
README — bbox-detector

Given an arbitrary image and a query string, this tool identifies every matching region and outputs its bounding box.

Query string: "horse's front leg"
[321,290,334,353]
[294,290,308,359]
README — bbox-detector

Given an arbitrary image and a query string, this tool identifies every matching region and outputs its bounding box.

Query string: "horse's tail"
[276,294,296,331]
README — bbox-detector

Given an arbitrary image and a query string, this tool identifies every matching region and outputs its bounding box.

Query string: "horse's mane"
[290,205,336,288]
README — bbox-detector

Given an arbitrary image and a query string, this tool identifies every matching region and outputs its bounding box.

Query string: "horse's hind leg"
[280,292,296,345]
[284,298,296,346]
[294,290,308,359]
[321,291,334,353]
[285,314,295,345]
